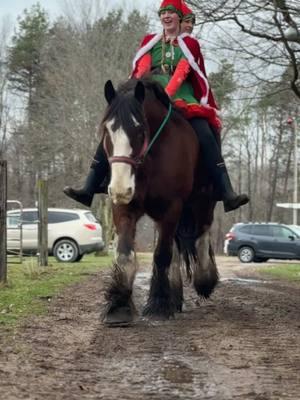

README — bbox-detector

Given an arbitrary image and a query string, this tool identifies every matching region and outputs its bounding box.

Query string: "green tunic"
[150,40,198,104]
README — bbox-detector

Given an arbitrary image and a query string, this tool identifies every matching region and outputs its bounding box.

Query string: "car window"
[22,211,38,224]
[48,211,79,224]
[231,224,244,232]
[21,211,38,225]
[289,226,300,236]
[238,225,252,234]
[84,212,97,223]
[251,225,272,236]
[272,226,294,238]
[7,214,21,227]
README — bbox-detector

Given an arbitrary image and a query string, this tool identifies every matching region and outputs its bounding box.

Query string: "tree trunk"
[266,120,284,221]
[98,194,113,255]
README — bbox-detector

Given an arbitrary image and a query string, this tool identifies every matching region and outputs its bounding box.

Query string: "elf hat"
[182,2,196,23]
[158,0,183,18]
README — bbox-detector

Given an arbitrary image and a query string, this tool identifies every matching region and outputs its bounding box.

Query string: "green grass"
[259,263,300,282]
[0,254,112,327]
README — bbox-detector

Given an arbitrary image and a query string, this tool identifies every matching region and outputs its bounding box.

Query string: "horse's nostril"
[127,187,133,196]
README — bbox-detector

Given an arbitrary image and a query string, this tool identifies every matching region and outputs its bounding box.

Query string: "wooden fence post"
[0,160,7,283]
[37,179,48,267]
[98,194,113,255]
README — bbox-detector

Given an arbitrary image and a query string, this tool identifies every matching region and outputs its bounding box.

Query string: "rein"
[143,102,172,160]
[105,102,173,168]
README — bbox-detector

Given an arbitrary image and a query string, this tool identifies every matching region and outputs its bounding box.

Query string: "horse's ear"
[104,80,116,104]
[134,81,145,104]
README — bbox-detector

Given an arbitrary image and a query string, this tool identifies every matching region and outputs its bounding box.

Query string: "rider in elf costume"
[181,2,195,34]
[131,0,249,212]
[132,2,220,131]
[64,0,249,213]
[180,3,219,150]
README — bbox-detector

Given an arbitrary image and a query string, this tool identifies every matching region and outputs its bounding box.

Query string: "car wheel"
[53,239,79,262]
[75,254,83,262]
[238,246,255,263]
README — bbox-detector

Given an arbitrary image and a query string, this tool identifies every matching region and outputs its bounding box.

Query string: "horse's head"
[102,79,148,205]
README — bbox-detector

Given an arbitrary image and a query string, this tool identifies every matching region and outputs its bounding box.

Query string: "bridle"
[103,102,173,169]
[103,131,149,168]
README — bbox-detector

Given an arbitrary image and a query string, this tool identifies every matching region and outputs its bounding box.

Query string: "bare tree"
[0,18,12,159]
[189,0,300,100]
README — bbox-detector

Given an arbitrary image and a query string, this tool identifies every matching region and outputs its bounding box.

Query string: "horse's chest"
[144,196,170,220]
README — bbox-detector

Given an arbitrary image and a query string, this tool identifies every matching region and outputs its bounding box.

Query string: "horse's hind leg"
[194,229,219,298]
[169,243,183,312]
[143,202,182,319]
[103,206,139,326]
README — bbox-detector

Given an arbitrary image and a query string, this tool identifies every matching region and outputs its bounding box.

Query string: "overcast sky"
[0,0,157,26]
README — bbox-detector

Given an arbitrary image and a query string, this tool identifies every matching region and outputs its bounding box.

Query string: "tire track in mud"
[0,261,299,400]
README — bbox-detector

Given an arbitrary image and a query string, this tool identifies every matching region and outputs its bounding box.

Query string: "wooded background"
[0,0,299,253]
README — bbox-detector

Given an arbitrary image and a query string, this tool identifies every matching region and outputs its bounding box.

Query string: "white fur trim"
[132,33,162,72]
[132,32,210,106]
[178,34,209,105]
[180,32,190,39]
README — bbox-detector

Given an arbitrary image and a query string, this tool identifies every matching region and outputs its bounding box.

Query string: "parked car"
[7,208,105,262]
[224,222,300,263]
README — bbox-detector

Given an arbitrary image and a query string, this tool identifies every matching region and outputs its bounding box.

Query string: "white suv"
[7,208,104,262]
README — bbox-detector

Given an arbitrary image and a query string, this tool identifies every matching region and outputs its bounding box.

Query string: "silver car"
[7,208,105,262]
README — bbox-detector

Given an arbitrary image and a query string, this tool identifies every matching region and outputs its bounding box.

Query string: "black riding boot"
[189,118,249,213]
[63,143,109,207]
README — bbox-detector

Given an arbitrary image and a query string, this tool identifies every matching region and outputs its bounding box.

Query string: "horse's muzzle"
[108,186,134,205]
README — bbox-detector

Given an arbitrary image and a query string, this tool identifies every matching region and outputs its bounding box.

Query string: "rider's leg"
[63,143,109,207]
[189,117,249,213]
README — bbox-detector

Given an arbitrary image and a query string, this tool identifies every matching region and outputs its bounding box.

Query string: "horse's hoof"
[103,306,134,327]
[142,303,174,320]
[174,303,183,313]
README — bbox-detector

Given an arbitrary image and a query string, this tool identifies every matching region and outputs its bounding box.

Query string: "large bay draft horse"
[101,77,218,325]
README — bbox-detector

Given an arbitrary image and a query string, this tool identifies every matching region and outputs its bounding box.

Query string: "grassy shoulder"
[0,254,112,327]
[258,263,300,282]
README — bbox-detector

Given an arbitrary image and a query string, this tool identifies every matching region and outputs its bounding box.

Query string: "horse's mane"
[100,77,181,140]
[119,77,172,110]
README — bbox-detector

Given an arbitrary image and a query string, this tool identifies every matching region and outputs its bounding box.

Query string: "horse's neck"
[144,100,169,139]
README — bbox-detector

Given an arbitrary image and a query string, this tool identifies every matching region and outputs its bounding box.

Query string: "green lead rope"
[143,102,173,160]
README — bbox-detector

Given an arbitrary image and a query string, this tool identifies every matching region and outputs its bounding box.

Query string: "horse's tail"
[175,206,199,281]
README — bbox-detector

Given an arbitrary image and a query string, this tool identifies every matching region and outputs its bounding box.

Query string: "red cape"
[132,33,219,111]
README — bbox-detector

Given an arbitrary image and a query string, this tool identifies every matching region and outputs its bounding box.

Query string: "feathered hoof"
[142,299,175,320]
[194,275,219,299]
[103,306,134,327]
[174,302,183,313]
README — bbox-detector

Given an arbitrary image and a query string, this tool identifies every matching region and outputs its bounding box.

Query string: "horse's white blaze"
[106,118,135,204]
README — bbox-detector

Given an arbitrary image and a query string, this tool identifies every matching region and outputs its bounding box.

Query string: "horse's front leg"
[103,204,140,326]
[194,229,219,298]
[143,201,182,319]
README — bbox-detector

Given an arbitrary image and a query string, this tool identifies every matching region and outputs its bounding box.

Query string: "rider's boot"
[189,118,249,213]
[214,162,249,212]
[63,144,109,207]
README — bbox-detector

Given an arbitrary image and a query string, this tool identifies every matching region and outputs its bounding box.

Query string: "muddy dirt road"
[0,257,299,400]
